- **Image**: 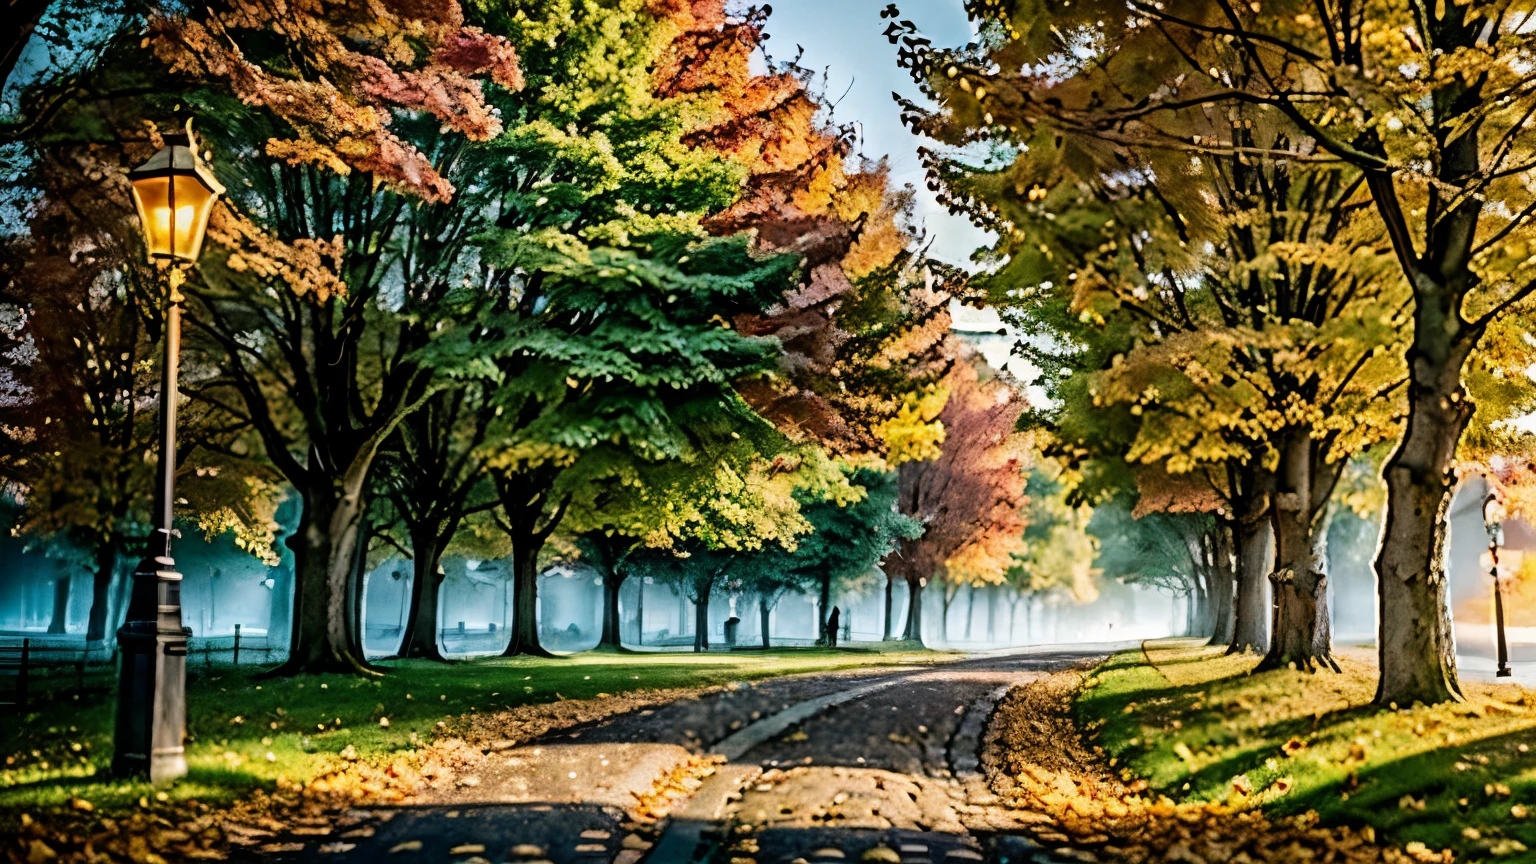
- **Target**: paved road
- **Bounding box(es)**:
[699,648,1111,864]
[243,644,1127,864]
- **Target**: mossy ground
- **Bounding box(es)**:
[1079,638,1536,860]
[1,645,943,819]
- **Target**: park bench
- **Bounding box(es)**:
[0,638,30,712]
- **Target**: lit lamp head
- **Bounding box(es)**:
[128,120,226,263]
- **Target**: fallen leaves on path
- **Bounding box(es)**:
[631,754,724,822]
[982,673,1454,863]
[3,685,706,864]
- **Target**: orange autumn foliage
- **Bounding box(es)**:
[148,0,523,204]
[651,0,954,460]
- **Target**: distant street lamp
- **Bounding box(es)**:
[113,121,225,784]
[1484,492,1514,679]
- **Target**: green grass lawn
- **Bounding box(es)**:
[1,645,942,820]
[1079,640,1536,859]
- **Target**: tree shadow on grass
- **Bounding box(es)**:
[1105,664,1536,861]
[0,764,276,812]
[1278,722,1536,856]
[1141,651,1241,670]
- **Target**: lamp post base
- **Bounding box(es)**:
[112,550,189,785]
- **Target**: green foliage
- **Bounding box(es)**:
[427,231,801,549]
[1089,498,1210,596]
[742,467,923,602]
[625,466,917,631]
[1007,465,1098,603]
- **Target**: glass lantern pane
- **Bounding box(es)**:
[177,175,218,261]
[131,174,217,261]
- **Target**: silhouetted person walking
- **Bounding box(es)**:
[825,606,840,648]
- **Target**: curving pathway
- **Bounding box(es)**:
[243,644,1130,864]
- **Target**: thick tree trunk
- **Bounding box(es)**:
[760,592,774,648]
[502,543,552,657]
[599,570,625,649]
[86,543,119,643]
[346,515,371,661]
[1374,336,1473,704]
[273,465,378,676]
[397,542,447,661]
[1230,492,1272,655]
[901,576,924,643]
[987,585,997,642]
[693,581,712,653]
[635,578,645,644]
[817,572,832,644]
[964,585,976,640]
[883,575,895,640]
[1262,432,1336,672]
[1264,497,1330,669]
[47,574,70,634]
[1192,574,1210,638]
[1208,521,1237,647]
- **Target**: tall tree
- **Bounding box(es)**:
[563,412,838,651]
[882,354,1029,644]
[0,145,163,647]
[656,2,957,462]
[369,383,497,661]
[621,447,852,653]
[1091,500,1220,635]
[436,236,798,657]
[1130,469,1241,648]
[138,0,524,674]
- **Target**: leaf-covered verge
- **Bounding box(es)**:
[1075,639,1536,860]
[1,648,942,862]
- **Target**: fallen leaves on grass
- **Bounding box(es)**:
[2,686,702,864]
[982,673,1453,864]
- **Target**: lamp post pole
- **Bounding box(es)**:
[113,123,224,784]
[112,267,190,783]
[1485,492,1514,679]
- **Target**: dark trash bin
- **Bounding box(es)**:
[723,616,741,646]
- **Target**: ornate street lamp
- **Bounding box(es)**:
[113,121,225,784]
[1483,491,1514,679]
